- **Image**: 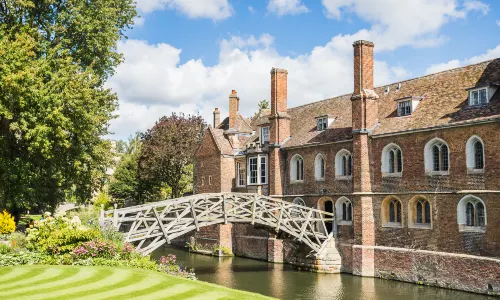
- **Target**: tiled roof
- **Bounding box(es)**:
[217,114,253,133]
[209,127,233,155]
[283,58,500,147]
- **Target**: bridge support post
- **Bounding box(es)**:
[267,234,283,263]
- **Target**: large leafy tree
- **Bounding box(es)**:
[0,0,136,215]
[139,114,206,199]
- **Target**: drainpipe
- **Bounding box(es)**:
[282,148,287,198]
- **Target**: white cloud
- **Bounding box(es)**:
[321,0,488,50]
[425,45,500,74]
[248,6,256,14]
[267,0,309,16]
[496,20,500,26]
[135,0,232,21]
[106,34,409,139]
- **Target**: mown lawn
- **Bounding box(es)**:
[0,265,276,300]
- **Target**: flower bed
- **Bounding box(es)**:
[0,210,195,280]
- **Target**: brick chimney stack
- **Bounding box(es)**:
[353,40,374,94]
[268,67,291,196]
[213,108,220,128]
[229,90,239,129]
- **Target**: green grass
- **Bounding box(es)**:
[0,265,276,300]
[18,214,42,226]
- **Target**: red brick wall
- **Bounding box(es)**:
[195,130,221,193]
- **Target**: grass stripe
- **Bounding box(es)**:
[0,266,43,283]
[184,291,229,300]
[0,266,77,293]
[4,267,95,297]
[0,267,59,288]
[24,267,115,300]
[42,268,138,299]
[126,283,195,300]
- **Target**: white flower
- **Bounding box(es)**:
[44,212,52,217]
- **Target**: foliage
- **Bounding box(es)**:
[93,191,113,210]
[0,243,11,254]
[26,212,100,254]
[258,99,270,111]
[109,153,139,205]
[139,113,206,199]
[72,240,117,259]
[0,0,137,214]
[0,210,15,234]
[8,232,27,250]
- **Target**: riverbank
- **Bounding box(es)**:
[0,265,276,300]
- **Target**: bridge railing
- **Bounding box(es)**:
[100,193,335,255]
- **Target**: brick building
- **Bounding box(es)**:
[194,40,500,294]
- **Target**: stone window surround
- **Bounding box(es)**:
[290,154,304,183]
[335,196,353,226]
[381,143,403,178]
[314,153,325,181]
[424,137,450,176]
[381,196,403,228]
[407,196,432,230]
[465,135,485,174]
[335,149,352,180]
[457,195,487,233]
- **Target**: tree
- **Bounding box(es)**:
[0,1,136,215]
[258,99,270,111]
[139,114,206,199]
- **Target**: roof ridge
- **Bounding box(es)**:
[287,58,498,112]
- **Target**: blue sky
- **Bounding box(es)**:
[106,0,500,140]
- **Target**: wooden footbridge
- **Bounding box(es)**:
[99,193,335,256]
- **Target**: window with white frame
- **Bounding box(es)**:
[466,136,484,172]
[424,138,449,175]
[381,144,402,176]
[261,126,270,144]
[291,197,306,218]
[457,195,486,231]
[314,154,325,181]
[290,155,304,182]
[335,197,353,224]
[469,88,488,106]
[247,155,267,185]
[397,100,412,116]
[317,117,328,131]
[335,149,352,178]
[236,162,245,187]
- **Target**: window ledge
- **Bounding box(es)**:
[315,178,325,182]
[382,222,402,228]
[426,171,449,176]
[338,220,353,226]
[467,168,484,175]
[290,180,304,184]
[459,226,485,233]
[408,224,432,230]
[335,175,352,181]
[382,172,402,178]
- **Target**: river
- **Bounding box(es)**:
[153,245,494,300]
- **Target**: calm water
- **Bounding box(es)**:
[153,245,493,300]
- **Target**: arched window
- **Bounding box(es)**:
[291,197,306,218]
[314,154,325,181]
[466,136,484,172]
[381,143,403,176]
[424,138,450,175]
[335,197,353,225]
[381,197,402,227]
[457,195,487,231]
[335,149,352,178]
[408,196,431,228]
[290,155,304,182]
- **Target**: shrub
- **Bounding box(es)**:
[0,243,11,254]
[9,232,27,250]
[72,240,117,259]
[33,227,102,254]
[0,210,15,234]
[93,192,112,210]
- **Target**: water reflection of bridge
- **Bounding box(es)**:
[100,193,335,255]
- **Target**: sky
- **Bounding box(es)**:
[105,0,500,140]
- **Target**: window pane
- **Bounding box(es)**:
[466,202,474,226]
[249,158,258,184]
[476,202,485,226]
[320,158,325,178]
[347,203,352,221]
[397,149,402,172]
[348,155,352,176]
[342,203,347,221]
[300,159,304,180]
[474,141,484,169]
[389,201,395,222]
[424,201,431,224]
[432,145,440,171]
[416,202,423,224]
[471,91,479,105]
[342,156,347,176]
[260,156,266,184]
[441,145,449,171]
[479,89,487,104]
[396,201,402,223]
[389,150,395,173]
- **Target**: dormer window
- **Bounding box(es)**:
[469,88,488,106]
[260,126,270,143]
[395,96,423,117]
[317,117,328,131]
[398,100,412,116]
